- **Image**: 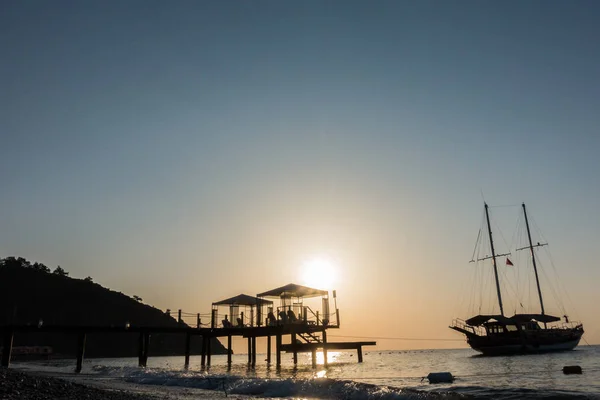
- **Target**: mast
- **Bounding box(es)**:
[484,203,504,316]
[522,203,545,316]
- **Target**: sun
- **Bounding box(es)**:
[300,256,338,289]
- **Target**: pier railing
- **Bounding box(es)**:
[450,319,485,336]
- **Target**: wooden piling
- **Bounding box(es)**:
[75,332,86,373]
[247,337,251,364]
[1,329,14,368]
[206,336,212,367]
[266,335,271,364]
[139,332,150,367]
[138,332,145,367]
[184,333,191,369]
[251,336,256,366]
[275,333,282,368]
[322,330,328,367]
[200,336,206,367]
[311,349,317,368]
[291,332,298,365]
[357,346,363,363]
[227,335,232,365]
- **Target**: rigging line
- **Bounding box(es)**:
[542,245,576,317]
[328,335,463,342]
[582,336,591,346]
[470,229,481,262]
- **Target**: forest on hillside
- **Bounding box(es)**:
[0,257,227,357]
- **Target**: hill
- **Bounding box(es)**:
[0,257,227,357]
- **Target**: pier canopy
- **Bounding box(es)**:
[213,294,273,307]
[257,283,328,299]
[257,283,334,326]
[212,294,273,328]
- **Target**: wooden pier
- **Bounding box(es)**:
[0,323,375,372]
[0,284,376,372]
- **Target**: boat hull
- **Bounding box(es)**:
[466,328,584,356]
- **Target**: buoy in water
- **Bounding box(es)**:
[426,372,454,384]
[563,365,582,375]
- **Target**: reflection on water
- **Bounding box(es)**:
[14,346,600,396]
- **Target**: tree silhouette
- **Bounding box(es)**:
[32,262,50,273]
[84,276,93,282]
[53,266,69,276]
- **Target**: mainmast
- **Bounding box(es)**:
[522,203,545,316]
[484,203,504,316]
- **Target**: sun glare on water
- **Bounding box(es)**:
[300,256,338,289]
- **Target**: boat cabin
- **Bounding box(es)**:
[468,313,560,336]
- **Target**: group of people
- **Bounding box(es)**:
[266,309,298,326]
[221,308,303,328]
[221,315,244,328]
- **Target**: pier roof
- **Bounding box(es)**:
[257,283,328,299]
[212,294,273,306]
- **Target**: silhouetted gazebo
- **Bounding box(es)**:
[212,294,273,328]
[257,283,334,326]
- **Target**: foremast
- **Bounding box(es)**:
[484,203,504,316]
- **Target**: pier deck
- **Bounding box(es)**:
[0,323,375,371]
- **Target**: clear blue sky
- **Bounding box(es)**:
[2,1,599,348]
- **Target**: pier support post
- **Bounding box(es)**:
[184,333,191,369]
[291,333,298,365]
[138,332,145,367]
[275,334,282,368]
[251,336,256,366]
[227,335,232,366]
[311,349,317,368]
[144,333,150,367]
[247,337,252,364]
[1,329,14,368]
[138,332,150,367]
[206,336,212,367]
[266,336,271,365]
[322,330,328,367]
[200,336,206,367]
[357,346,363,363]
[75,332,86,373]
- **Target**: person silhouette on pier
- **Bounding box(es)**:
[278,310,288,324]
[222,315,232,328]
[287,309,298,323]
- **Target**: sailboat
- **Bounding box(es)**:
[450,203,584,355]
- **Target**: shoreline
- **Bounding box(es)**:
[3,368,246,400]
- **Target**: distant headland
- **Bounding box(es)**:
[0,257,227,358]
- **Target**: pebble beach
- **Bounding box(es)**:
[0,368,246,400]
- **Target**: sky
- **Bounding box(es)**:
[1,1,600,352]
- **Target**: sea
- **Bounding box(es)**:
[14,345,600,399]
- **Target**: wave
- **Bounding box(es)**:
[91,365,466,399]
[90,365,600,400]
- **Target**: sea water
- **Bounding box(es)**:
[14,345,600,399]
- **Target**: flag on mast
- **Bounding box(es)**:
[506,258,514,266]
